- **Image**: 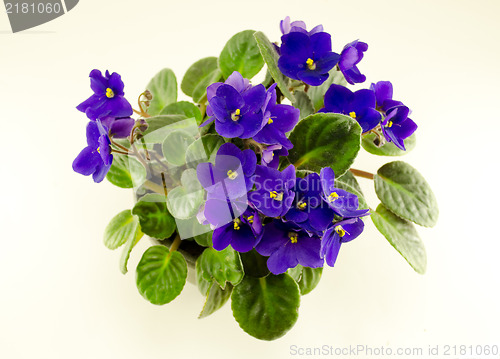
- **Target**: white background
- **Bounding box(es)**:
[1,0,499,358]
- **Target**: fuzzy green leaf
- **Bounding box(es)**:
[219,30,264,79]
[146,69,177,116]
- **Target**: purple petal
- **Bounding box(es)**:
[323,84,353,113]
[89,69,107,95]
[310,32,332,57]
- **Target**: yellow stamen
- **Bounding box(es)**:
[288,232,298,244]
[231,108,241,121]
[247,215,254,224]
[306,58,316,70]
[349,111,357,119]
[335,225,346,237]
[233,219,241,230]
[267,118,273,125]
[269,191,284,201]
[298,201,307,210]
[227,170,238,180]
[96,147,101,154]
[328,192,339,202]
[386,120,393,128]
[105,88,114,98]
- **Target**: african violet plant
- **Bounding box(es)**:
[72,17,438,340]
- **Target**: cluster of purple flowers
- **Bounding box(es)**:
[73,70,135,182]
[197,143,369,274]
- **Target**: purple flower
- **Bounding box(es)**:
[381,106,418,150]
[253,84,300,149]
[212,207,263,253]
[320,84,381,132]
[371,81,394,110]
[201,72,266,139]
[72,120,113,183]
[197,143,257,200]
[255,220,323,274]
[338,40,368,85]
[280,16,324,36]
[261,145,288,169]
[285,173,334,234]
[249,164,296,217]
[320,167,370,218]
[100,116,135,139]
[278,31,340,86]
[321,217,364,267]
[77,70,133,121]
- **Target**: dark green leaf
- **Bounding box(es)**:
[292,91,315,120]
[196,247,244,290]
[231,274,300,340]
[146,69,177,116]
[288,113,362,177]
[239,249,270,278]
[159,101,202,125]
[132,194,176,239]
[161,130,196,166]
[253,31,295,102]
[193,231,213,247]
[297,267,323,295]
[371,204,427,274]
[374,161,438,227]
[336,170,363,194]
[106,154,147,189]
[219,30,264,79]
[136,246,187,305]
[185,134,225,168]
[199,282,233,319]
[181,57,219,99]
[308,68,347,111]
[335,173,368,210]
[362,132,416,156]
[103,210,141,250]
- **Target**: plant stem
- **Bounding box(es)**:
[143,180,165,195]
[169,234,182,253]
[350,168,375,180]
[110,138,130,153]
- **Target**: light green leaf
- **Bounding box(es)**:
[199,282,232,319]
[162,130,196,166]
[335,173,368,211]
[362,132,416,156]
[219,30,264,79]
[308,68,347,111]
[292,90,315,120]
[146,69,177,116]
[288,113,362,177]
[136,246,187,305]
[106,154,146,189]
[159,101,202,125]
[103,210,141,250]
[181,57,219,98]
[374,161,438,227]
[371,204,427,274]
[254,31,295,102]
[119,225,143,274]
[231,274,300,341]
[196,247,244,290]
[336,170,363,194]
[166,170,204,220]
[132,194,176,239]
[297,267,323,295]
[185,134,225,168]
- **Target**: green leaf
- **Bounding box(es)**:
[161,130,196,166]
[196,247,244,290]
[374,161,438,227]
[308,68,347,111]
[193,69,223,103]
[362,132,416,156]
[132,194,177,239]
[231,274,300,340]
[193,231,213,247]
[106,154,147,189]
[199,282,233,319]
[292,91,315,120]
[181,57,219,98]
[159,101,202,125]
[239,249,270,278]
[103,210,141,250]
[219,30,264,80]
[141,114,193,144]
[253,31,295,102]
[166,169,204,220]
[335,172,368,211]
[146,69,177,116]
[136,246,187,305]
[288,113,362,177]
[297,267,323,295]
[185,134,225,168]
[371,204,427,274]
[119,225,143,275]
